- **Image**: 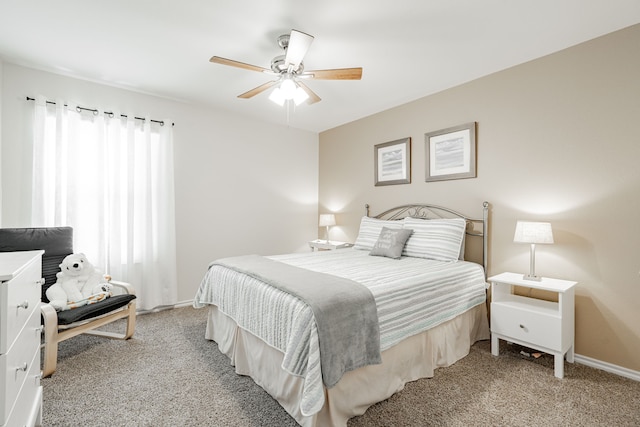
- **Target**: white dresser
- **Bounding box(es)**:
[1,251,44,427]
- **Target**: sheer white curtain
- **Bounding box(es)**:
[31,96,178,311]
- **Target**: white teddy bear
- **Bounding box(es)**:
[46,253,113,311]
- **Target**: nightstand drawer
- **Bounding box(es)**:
[491,302,561,351]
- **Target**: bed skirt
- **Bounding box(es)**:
[205,303,490,427]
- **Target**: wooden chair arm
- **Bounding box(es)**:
[41,302,59,329]
[108,280,136,296]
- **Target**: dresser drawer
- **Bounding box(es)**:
[0,257,42,354]
[491,302,562,351]
[3,346,42,427]
[0,306,41,426]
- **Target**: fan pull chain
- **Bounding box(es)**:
[286,100,291,125]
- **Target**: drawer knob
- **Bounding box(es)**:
[17,300,29,309]
[16,362,28,372]
[519,324,525,329]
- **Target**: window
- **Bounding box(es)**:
[31,97,177,310]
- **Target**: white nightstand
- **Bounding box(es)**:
[308,240,352,251]
[489,272,576,378]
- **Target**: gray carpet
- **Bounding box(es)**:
[42,306,640,426]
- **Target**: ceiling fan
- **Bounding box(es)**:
[210,29,363,106]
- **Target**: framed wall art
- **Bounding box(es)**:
[425,122,477,182]
[374,137,411,186]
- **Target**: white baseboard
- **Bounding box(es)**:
[136,299,193,315]
[173,300,194,309]
[575,353,640,382]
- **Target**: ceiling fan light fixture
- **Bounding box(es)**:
[268,87,285,106]
[293,86,309,105]
[280,78,297,100]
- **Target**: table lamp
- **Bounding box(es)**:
[513,220,554,281]
[318,214,336,243]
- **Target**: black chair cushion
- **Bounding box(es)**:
[56,294,136,325]
[0,227,73,302]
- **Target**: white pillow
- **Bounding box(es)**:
[402,217,466,261]
[353,216,404,251]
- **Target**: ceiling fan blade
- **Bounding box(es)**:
[297,81,321,104]
[210,56,271,73]
[238,80,279,99]
[285,30,314,69]
[305,68,363,80]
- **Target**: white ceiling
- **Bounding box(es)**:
[1,1,639,133]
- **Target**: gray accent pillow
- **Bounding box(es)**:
[369,227,414,259]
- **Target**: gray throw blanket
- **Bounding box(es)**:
[213,254,381,387]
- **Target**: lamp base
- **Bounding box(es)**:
[523,274,542,281]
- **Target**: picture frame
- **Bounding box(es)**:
[374,137,411,186]
[425,122,477,182]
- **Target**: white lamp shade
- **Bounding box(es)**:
[280,78,297,99]
[293,86,309,105]
[318,214,336,227]
[268,87,285,106]
[270,79,308,106]
[513,221,554,244]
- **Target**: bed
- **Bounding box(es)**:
[193,202,491,426]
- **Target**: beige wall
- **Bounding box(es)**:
[319,25,640,372]
[0,63,319,304]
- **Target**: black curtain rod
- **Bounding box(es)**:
[26,97,174,127]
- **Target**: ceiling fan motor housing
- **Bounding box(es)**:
[271,55,304,74]
[277,34,290,49]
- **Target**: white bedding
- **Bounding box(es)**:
[193,248,487,417]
